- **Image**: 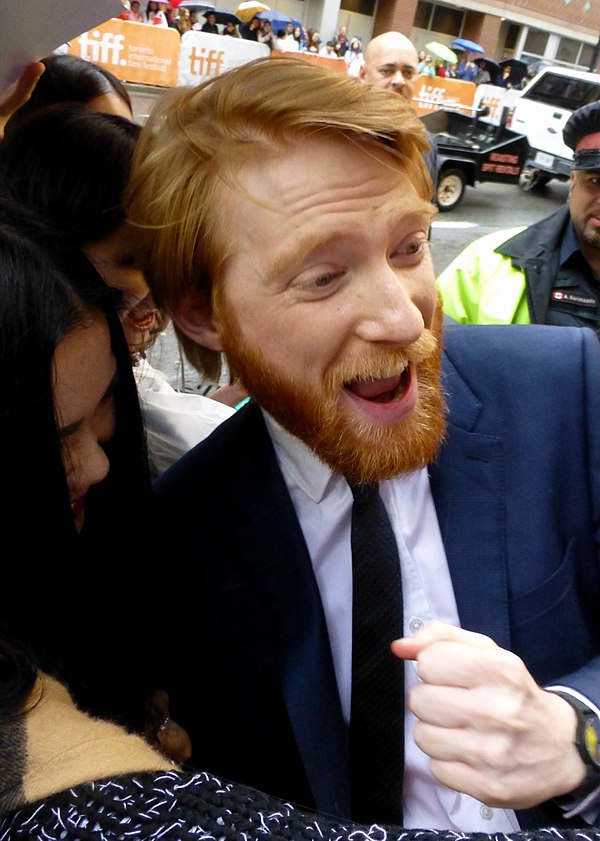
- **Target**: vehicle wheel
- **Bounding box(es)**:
[436,168,466,212]
[519,168,551,191]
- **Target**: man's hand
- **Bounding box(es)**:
[0,62,45,140]
[392,621,587,808]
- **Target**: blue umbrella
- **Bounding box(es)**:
[257,10,301,28]
[257,11,302,36]
[256,9,292,22]
[451,37,484,54]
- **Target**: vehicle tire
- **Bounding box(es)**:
[519,168,551,191]
[436,168,466,212]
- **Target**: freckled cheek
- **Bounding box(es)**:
[265,309,334,381]
[418,289,437,329]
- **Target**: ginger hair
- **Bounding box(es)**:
[125,56,432,380]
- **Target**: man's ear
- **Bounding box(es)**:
[170,292,224,352]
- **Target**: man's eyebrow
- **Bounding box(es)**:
[266,197,435,280]
[379,62,416,71]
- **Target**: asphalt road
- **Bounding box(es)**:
[430,178,569,273]
[146,177,571,393]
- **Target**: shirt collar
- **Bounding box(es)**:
[261,409,427,503]
[560,219,585,267]
[262,410,342,504]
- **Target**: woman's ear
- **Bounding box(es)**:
[170,292,224,352]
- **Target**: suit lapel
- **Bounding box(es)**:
[429,348,511,650]
[228,405,350,816]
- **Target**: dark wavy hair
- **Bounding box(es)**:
[0,103,140,246]
[3,53,132,137]
[0,203,153,729]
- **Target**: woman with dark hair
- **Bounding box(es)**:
[0,103,236,476]
[3,53,133,136]
[292,24,305,50]
[0,200,157,725]
[145,0,159,22]
[0,105,148,352]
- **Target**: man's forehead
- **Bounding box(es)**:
[216,137,431,240]
[372,45,417,70]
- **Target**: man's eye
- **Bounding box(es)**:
[314,272,336,287]
[405,239,425,254]
[403,68,416,79]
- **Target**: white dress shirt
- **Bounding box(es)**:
[264,411,520,833]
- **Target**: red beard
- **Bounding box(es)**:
[217,301,447,484]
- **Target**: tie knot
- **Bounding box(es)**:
[347,481,379,502]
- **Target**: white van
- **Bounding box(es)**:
[507,65,600,188]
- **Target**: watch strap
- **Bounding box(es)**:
[546,690,600,808]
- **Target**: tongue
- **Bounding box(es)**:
[347,374,402,401]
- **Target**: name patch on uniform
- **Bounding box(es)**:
[551,290,597,307]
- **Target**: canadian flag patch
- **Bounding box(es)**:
[551,290,596,307]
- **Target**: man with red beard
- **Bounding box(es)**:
[127,59,600,833]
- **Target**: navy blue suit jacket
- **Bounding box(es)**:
[155,324,600,826]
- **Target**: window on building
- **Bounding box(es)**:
[414,1,463,36]
[581,42,595,69]
[556,37,581,65]
[414,1,433,30]
[523,28,548,57]
[430,4,462,36]
[504,23,519,51]
[340,0,375,14]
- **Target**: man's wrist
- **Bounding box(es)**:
[546,690,600,808]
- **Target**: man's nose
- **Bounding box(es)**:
[390,70,406,89]
[354,268,426,346]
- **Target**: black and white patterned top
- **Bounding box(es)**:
[1,770,599,841]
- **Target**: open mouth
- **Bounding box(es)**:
[129,310,158,332]
[344,366,410,403]
[70,495,86,520]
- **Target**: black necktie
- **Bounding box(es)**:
[348,481,404,825]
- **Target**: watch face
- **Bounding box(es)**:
[584,715,600,769]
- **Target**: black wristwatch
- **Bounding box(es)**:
[549,691,600,806]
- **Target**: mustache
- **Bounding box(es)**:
[325,328,439,392]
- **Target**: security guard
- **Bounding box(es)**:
[438,99,600,334]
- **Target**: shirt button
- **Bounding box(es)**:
[480,806,494,820]
[409,618,424,633]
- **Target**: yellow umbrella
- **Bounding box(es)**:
[234,0,270,21]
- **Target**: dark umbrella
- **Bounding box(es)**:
[499,58,528,85]
[474,57,501,83]
[451,37,485,54]
[203,7,241,24]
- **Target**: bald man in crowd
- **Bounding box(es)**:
[360,31,438,190]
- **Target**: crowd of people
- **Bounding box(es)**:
[416,49,529,87]
[2,12,600,841]
[120,3,364,60]
[122,1,529,88]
